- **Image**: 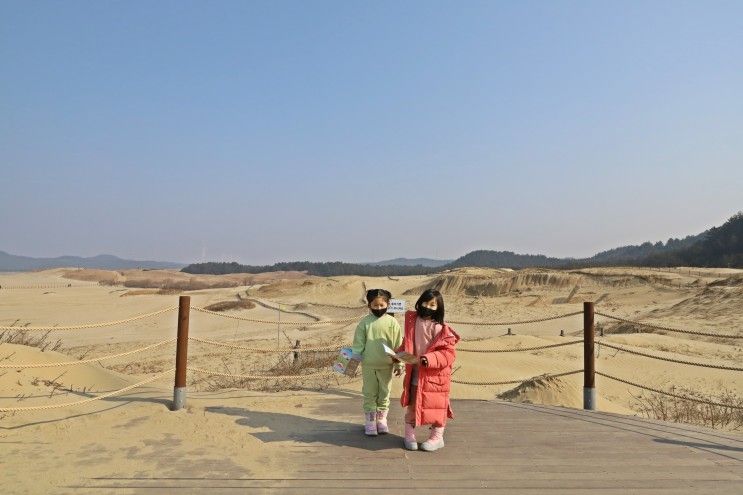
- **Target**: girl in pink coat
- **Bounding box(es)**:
[395,289,459,451]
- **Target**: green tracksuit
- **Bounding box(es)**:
[351,313,403,412]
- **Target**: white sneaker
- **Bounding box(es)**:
[364,412,378,436]
[420,426,444,451]
[403,423,418,450]
[376,410,389,435]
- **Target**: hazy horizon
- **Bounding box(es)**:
[2,1,742,265]
[0,210,727,266]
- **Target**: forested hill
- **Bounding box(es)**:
[181,261,440,277]
[181,213,743,275]
[641,212,742,268]
[446,250,563,269]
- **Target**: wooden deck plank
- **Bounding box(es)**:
[71,399,741,494]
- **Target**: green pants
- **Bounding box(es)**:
[362,365,393,412]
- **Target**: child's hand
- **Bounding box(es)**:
[400,354,419,365]
[394,351,418,365]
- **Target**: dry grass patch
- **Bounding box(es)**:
[632,388,743,430]
[203,300,256,312]
[0,328,63,352]
[120,288,182,297]
[191,335,345,392]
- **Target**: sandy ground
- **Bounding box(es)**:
[1,267,742,492]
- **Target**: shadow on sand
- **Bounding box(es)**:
[205,405,403,451]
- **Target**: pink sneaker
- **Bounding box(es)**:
[420,426,445,451]
[364,412,378,436]
[376,410,389,434]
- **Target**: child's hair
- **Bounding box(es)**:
[415,289,445,324]
[366,288,392,304]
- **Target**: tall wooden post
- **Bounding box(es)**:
[583,301,596,410]
[172,295,190,411]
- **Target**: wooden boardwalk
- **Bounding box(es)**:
[71,397,742,494]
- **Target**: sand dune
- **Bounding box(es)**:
[2,266,740,407]
[496,375,586,410]
[0,343,133,408]
[61,267,309,290]
[1,267,741,491]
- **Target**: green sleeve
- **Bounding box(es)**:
[391,318,403,350]
[351,320,366,357]
[392,319,404,372]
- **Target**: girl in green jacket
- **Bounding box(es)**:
[351,288,403,436]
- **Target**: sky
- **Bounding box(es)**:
[1,1,742,265]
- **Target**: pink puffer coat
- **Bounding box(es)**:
[399,310,460,426]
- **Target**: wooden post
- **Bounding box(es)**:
[277,304,281,348]
[293,339,301,364]
[583,301,596,410]
[172,295,190,411]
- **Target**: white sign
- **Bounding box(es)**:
[388,299,406,313]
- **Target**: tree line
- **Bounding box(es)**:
[182,212,743,276]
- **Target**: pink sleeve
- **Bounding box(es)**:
[422,339,456,369]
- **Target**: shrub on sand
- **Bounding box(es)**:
[631,388,743,430]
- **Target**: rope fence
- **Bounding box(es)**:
[596,340,743,371]
[1,297,741,420]
[0,369,174,412]
[189,367,331,380]
[595,311,743,339]
[0,284,97,290]
[458,340,584,353]
[595,371,743,410]
[188,336,339,353]
[448,311,582,326]
[452,369,583,386]
[190,306,361,326]
[0,339,176,369]
[0,306,177,331]
[449,302,741,418]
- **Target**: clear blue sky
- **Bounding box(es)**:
[2,1,742,264]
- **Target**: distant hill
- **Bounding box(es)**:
[587,234,704,265]
[642,212,743,268]
[182,261,438,277]
[440,214,740,269]
[447,250,564,269]
[365,258,453,268]
[447,234,708,269]
[0,251,185,272]
[179,211,743,276]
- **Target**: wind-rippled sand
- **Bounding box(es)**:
[1,267,741,492]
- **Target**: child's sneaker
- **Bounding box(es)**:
[364,412,378,436]
[403,423,418,450]
[376,410,389,434]
[420,426,445,451]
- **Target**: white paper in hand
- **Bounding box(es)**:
[382,343,417,364]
